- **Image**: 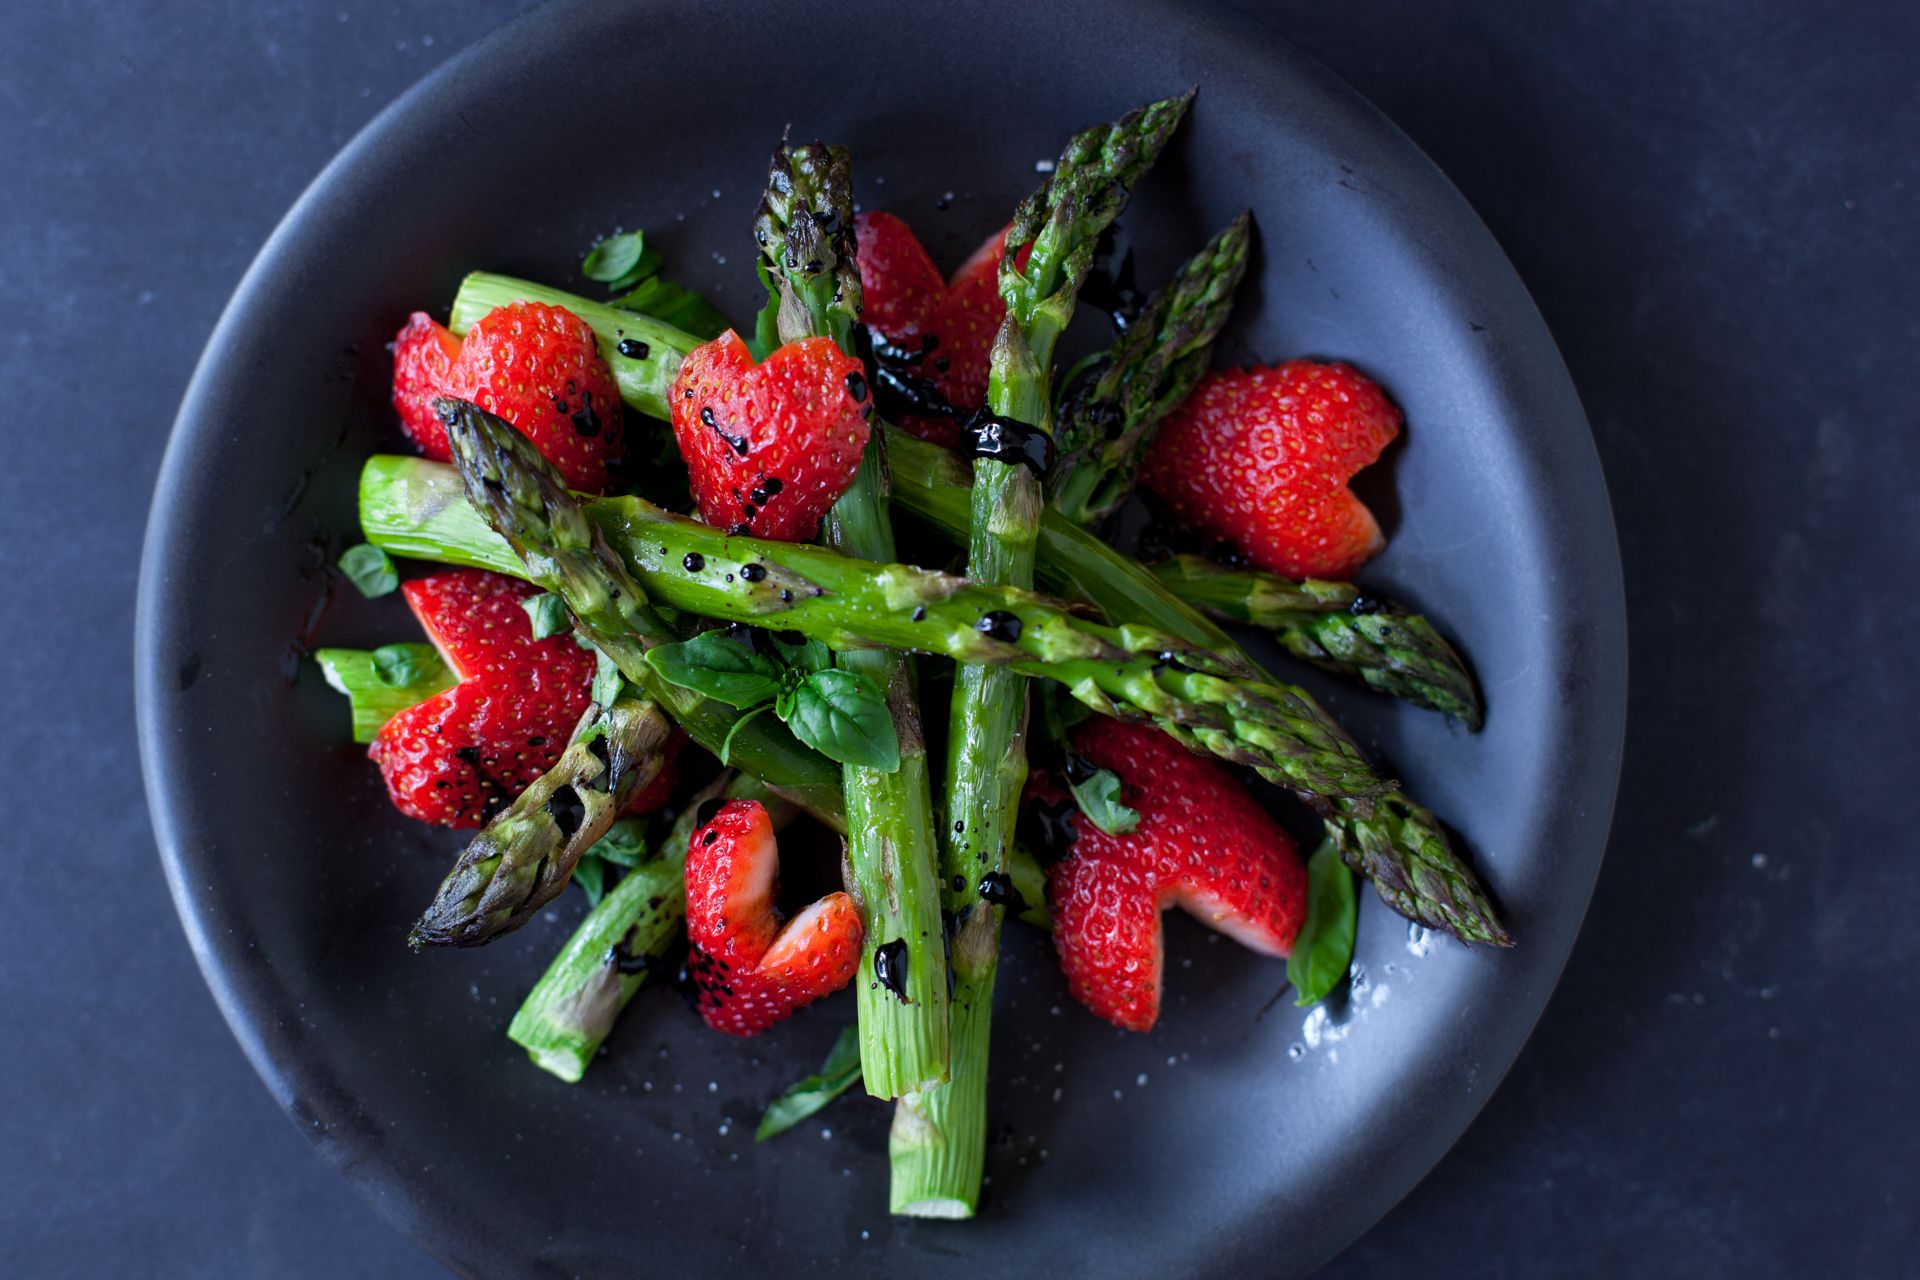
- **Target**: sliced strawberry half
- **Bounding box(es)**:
[684,799,863,1036]
[369,667,589,829]
[388,301,626,493]
[669,332,872,542]
[1042,719,1307,1032]
[1139,360,1401,580]
[401,568,593,684]
[853,211,1009,446]
[391,312,464,460]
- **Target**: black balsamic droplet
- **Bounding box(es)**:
[965,411,1054,475]
[976,611,1023,643]
[617,337,651,360]
[976,872,1012,905]
[683,552,705,572]
[911,606,926,622]
[759,476,782,496]
[874,939,911,1001]
[739,563,767,583]
[1349,595,1385,616]
[700,407,716,426]
[951,875,966,893]
[845,371,868,402]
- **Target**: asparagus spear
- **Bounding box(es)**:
[431,399,844,826]
[418,275,1507,943]
[312,644,453,743]
[892,93,1194,1219]
[759,142,950,1099]
[361,452,1387,801]
[508,771,788,1081]
[409,691,673,948]
[1150,555,1482,727]
[881,428,1512,946]
[1048,212,1251,525]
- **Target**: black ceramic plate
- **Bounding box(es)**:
[136,0,1625,1274]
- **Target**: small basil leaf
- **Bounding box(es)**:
[370,643,426,687]
[521,592,571,641]
[337,543,398,598]
[613,274,731,341]
[572,854,608,907]
[747,260,782,362]
[590,646,626,708]
[645,631,783,708]
[718,702,775,765]
[756,1023,863,1141]
[1288,839,1358,1007]
[582,230,644,283]
[1066,766,1139,836]
[784,669,900,773]
[769,633,831,674]
[587,816,653,868]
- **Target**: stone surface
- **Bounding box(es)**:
[1,1,1912,1275]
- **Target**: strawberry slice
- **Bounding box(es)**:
[684,800,863,1036]
[669,332,872,542]
[1139,360,1402,580]
[370,568,596,828]
[1042,719,1308,1032]
[391,312,463,461]
[400,568,593,684]
[623,727,684,815]
[369,667,588,829]
[854,212,1008,446]
[388,301,626,493]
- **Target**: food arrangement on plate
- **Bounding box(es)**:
[313,90,1509,1219]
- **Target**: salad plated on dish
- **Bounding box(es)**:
[313,90,1508,1220]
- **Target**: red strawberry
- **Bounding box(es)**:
[669,332,872,541]
[401,568,593,684]
[387,301,625,493]
[369,668,588,828]
[853,212,1008,446]
[391,312,463,460]
[683,800,863,1036]
[1042,719,1308,1032]
[370,568,596,828]
[623,728,684,815]
[1140,361,1402,580]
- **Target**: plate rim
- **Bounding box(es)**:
[135,0,1628,1273]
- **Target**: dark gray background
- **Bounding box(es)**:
[4,0,1914,1275]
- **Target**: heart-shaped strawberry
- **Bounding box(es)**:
[669,331,873,541]
[854,212,1009,447]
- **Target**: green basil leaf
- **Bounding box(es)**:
[588,816,653,868]
[747,259,782,362]
[582,230,644,283]
[613,274,732,341]
[1066,765,1139,835]
[314,644,454,744]
[590,646,626,708]
[1288,839,1358,1007]
[756,1023,863,1142]
[718,702,775,766]
[370,643,425,688]
[769,632,831,674]
[645,630,782,708]
[521,592,570,641]
[337,543,398,598]
[572,854,608,907]
[784,669,900,772]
